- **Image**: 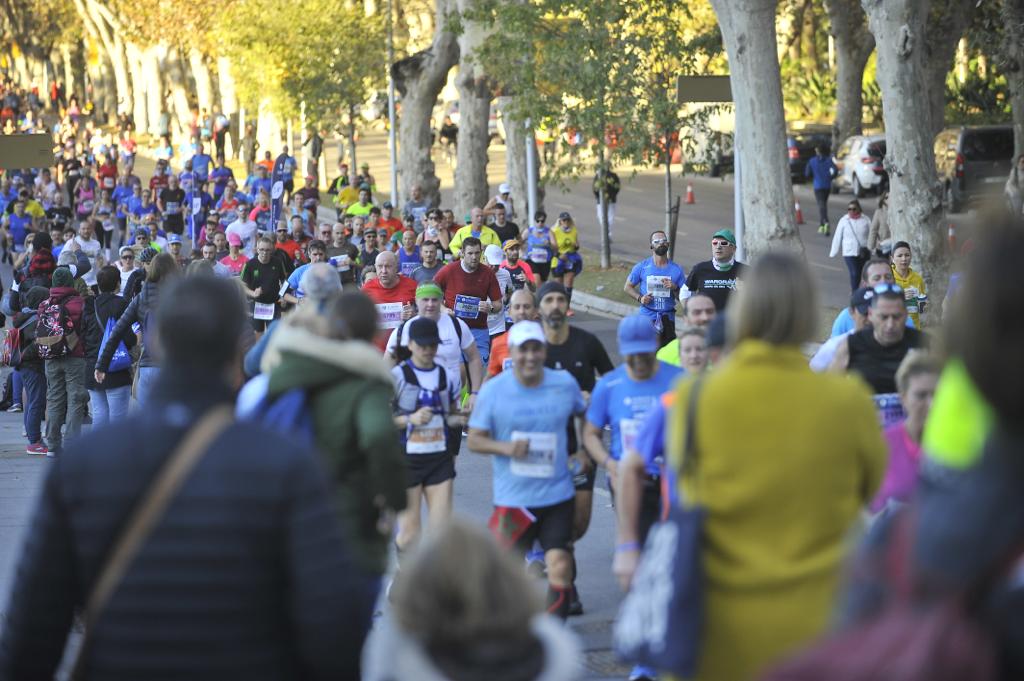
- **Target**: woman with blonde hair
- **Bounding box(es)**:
[661,252,886,681]
[363,519,581,681]
[675,324,710,375]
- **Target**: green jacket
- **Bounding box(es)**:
[265,323,406,575]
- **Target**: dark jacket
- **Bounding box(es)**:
[841,426,1024,679]
[264,323,407,575]
[82,293,136,390]
[12,250,90,311]
[122,268,145,301]
[13,287,50,371]
[38,286,85,359]
[0,370,377,681]
[97,279,162,371]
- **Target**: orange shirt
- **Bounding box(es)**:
[487,332,512,376]
[379,217,404,239]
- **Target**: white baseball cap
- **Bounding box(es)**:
[499,182,511,194]
[484,244,504,265]
[507,320,546,348]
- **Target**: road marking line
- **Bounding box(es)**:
[809,261,843,273]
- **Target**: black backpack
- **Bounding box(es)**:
[392,313,463,363]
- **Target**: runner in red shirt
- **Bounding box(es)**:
[378,201,404,238]
[362,251,418,350]
[433,236,503,364]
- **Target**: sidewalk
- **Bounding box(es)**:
[0,390,49,620]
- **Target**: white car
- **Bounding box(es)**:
[833,134,888,197]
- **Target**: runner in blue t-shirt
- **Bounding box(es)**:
[468,320,586,620]
[625,230,685,349]
[191,145,213,183]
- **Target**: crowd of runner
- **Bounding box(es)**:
[0,85,1021,681]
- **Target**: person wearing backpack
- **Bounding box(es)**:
[391,317,466,556]
[83,265,135,426]
[261,290,407,582]
[14,286,50,455]
[37,267,86,457]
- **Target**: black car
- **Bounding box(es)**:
[788,127,832,182]
[934,125,1015,213]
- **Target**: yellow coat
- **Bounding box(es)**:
[667,340,886,681]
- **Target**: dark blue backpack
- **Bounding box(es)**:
[254,387,317,448]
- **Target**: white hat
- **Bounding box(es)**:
[507,320,545,348]
[499,182,511,194]
[484,244,504,265]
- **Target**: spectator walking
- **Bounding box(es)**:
[805,145,837,235]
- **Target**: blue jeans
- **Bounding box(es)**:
[11,369,22,407]
[134,366,161,408]
[844,255,862,292]
[21,366,46,444]
[470,327,491,366]
[89,385,131,427]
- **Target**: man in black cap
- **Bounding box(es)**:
[536,280,613,615]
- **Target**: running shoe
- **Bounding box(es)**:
[26,443,48,456]
[7,403,23,413]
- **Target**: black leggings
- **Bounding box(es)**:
[96,221,113,250]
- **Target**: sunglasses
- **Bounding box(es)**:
[711,240,731,247]
[121,254,134,259]
[873,283,904,295]
[651,239,668,246]
[848,206,860,211]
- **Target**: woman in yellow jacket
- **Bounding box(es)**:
[550,211,582,314]
[666,252,886,681]
[890,240,927,328]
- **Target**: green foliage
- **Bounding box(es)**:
[215,0,386,128]
[780,60,836,122]
[468,0,724,186]
[945,72,1011,124]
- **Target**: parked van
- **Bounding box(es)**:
[934,125,1014,213]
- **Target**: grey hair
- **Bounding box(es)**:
[299,262,342,302]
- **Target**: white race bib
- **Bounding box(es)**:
[528,247,548,263]
[454,294,481,319]
[619,418,641,455]
[333,254,351,272]
[376,302,404,329]
[509,431,557,478]
[192,197,202,215]
[646,275,672,298]
[253,302,275,320]
[407,413,447,454]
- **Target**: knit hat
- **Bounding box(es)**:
[537,281,568,303]
[51,267,73,288]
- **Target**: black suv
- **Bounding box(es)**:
[787,126,832,181]
[934,125,1014,213]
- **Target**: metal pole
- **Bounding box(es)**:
[387,0,399,206]
[525,118,537,226]
[734,135,745,262]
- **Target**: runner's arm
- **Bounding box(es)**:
[830,336,851,372]
[463,340,484,399]
[612,451,647,590]
[467,428,528,458]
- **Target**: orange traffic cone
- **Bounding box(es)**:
[948,223,956,252]
[685,182,695,204]
[795,201,805,224]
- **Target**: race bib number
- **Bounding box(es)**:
[165,201,179,214]
[102,177,114,189]
[873,393,905,428]
[528,248,548,263]
[407,414,446,454]
[619,418,641,455]
[502,357,514,372]
[400,261,418,277]
[80,199,95,212]
[454,294,481,319]
[376,302,404,329]
[253,302,275,320]
[332,254,351,272]
[509,431,557,478]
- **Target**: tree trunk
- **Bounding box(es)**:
[80,0,132,116]
[923,0,977,137]
[217,56,238,115]
[863,0,947,302]
[825,0,875,150]
[125,42,148,137]
[60,43,77,103]
[500,97,544,222]
[189,49,214,115]
[709,0,802,258]
[162,46,194,141]
[348,106,358,173]
[142,45,164,136]
[453,0,492,217]
[392,0,459,209]
[1001,0,1024,157]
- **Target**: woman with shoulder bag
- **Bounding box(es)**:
[83,265,136,425]
[830,199,872,292]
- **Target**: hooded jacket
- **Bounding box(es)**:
[13,286,50,370]
[97,278,163,371]
[362,614,581,681]
[82,292,136,390]
[264,323,407,575]
[38,286,85,359]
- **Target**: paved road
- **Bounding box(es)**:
[0,311,632,679]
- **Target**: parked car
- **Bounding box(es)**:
[787,125,832,181]
[833,134,887,197]
[934,124,1015,213]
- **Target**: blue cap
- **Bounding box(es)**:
[168,233,182,244]
[134,227,149,239]
[617,314,659,356]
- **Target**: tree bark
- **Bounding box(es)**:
[392,0,459,209]
[124,42,148,137]
[825,0,875,150]
[923,0,976,137]
[79,0,131,116]
[1001,0,1024,157]
[161,46,194,141]
[217,56,238,115]
[453,0,493,217]
[141,45,164,136]
[708,0,803,258]
[500,96,544,221]
[189,49,214,115]
[863,0,947,301]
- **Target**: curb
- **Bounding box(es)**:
[571,291,637,318]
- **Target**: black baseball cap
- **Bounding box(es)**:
[408,317,441,346]
[851,287,874,315]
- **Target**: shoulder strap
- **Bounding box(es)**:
[70,406,234,679]
[400,360,419,388]
[448,313,463,342]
